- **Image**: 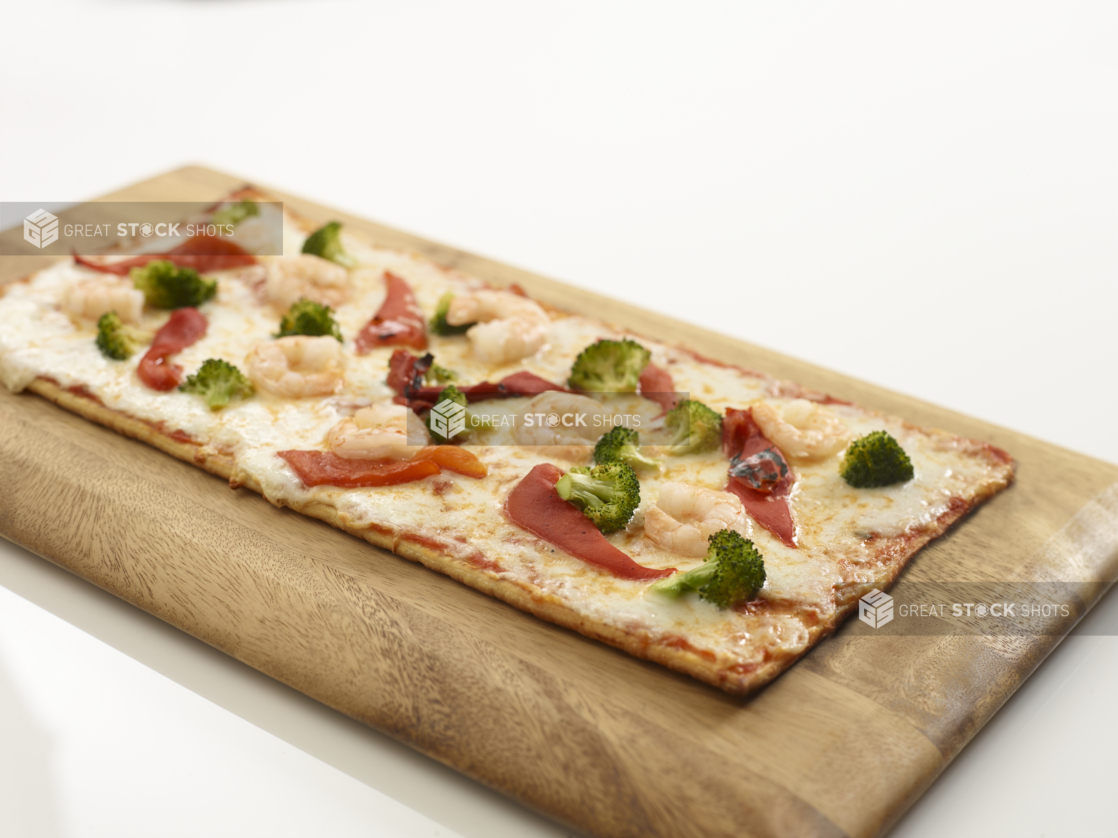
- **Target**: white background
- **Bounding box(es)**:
[2,2,1116,836]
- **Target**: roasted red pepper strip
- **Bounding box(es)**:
[73,234,256,275]
[278,444,488,488]
[408,370,568,404]
[487,370,568,398]
[638,362,680,414]
[137,307,208,391]
[354,272,428,354]
[722,408,797,547]
[506,464,674,580]
[386,349,426,397]
[722,407,765,460]
[278,451,441,488]
[387,350,567,408]
[412,445,488,479]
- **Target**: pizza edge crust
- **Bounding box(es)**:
[23,375,1013,696]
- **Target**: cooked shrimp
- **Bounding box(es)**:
[446,290,550,364]
[752,398,851,462]
[644,482,751,558]
[245,336,345,398]
[264,254,350,311]
[514,391,606,448]
[230,213,282,255]
[61,279,145,324]
[327,402,428,460]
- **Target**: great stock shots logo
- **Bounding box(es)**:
[858,589,894,629]
[2,201,286,257]
[429,398,467,440]
[23,209,59,249]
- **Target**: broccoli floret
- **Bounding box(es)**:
[301,221,356,268]
[437,383,469,408]
[593,426,662,471]
[567,338,651,392]
[427,384,493,443]
[95,312,151,361]
[555,461,641,533]
[211,199,259,227]
[840,430,914,488]
[276,298,343,341]
[131,260,217,309]
[665,399,723,455]
[424,360,459,385]
[428,384,468,443]
[179,358,254,409]
[651,529,766,608]
[429,292,473,336]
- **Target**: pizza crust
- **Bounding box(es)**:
[28,378,242,484]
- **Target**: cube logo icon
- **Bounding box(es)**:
[24,209,59,249]
[858,589,894,629]
[430,398,466,440]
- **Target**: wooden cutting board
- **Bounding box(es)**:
[2,166,1116,838]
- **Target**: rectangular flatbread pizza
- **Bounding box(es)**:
[0,188,1015,694]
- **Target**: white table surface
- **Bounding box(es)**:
[2,2,1116,836]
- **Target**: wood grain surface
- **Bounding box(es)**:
[2,166,1117,838]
